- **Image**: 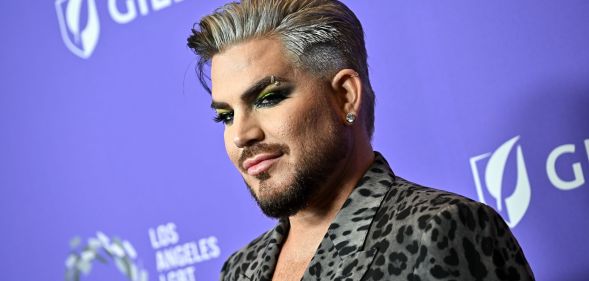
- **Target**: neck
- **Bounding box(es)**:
[287,140,374,237]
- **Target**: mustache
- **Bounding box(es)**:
[238,143,290,170]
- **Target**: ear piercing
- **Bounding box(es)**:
[270,75,280,86]
[345,112,356,124]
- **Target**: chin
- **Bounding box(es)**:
[244,172,310,218]
[257,173,291,197]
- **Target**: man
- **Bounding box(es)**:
[187,0,535,280]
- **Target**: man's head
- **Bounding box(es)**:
[187,0,374,218]
[188,0,374,136]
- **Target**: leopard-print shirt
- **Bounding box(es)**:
[220,152,535,281]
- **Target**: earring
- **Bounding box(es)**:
[345,112,356,124]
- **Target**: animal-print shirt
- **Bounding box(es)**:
[220,152,535,281]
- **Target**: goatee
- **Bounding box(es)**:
[242,126,348,218]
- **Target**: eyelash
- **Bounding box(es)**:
[213,89,290,125]
[254,90,289,108]
[213,111,234,124]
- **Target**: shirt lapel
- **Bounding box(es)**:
[243,219,289,281]
[302,153,396,280]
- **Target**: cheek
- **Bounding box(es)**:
[275,114,295,139]
[275,105,331,147]
[301,102,332,132]
[265,111,305,144]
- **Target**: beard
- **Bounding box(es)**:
[241,118,348,218]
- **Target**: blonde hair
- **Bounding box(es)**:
[187,0,375,137]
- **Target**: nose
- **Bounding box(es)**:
[232,113,264,148]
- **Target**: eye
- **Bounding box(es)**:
[254,90,289,108]
[213,111,234,125]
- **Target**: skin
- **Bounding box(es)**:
[210,37,375,281]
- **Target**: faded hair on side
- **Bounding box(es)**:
[187,0,375,137]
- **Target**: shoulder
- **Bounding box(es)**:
[368,176,487,253]
[373,176,516,251]
[366,177,535,280]
[376,176,484,224]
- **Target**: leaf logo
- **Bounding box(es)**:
[55,0,101,59]
[470,136,532,227]
[65,232,148,281]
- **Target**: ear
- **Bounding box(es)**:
[331,69,363,123]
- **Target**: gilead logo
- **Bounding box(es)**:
[470,136,589,228]
[55,0,101,59]
[470,136,531,228]
[56,0,184,59]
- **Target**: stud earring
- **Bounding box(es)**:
[345,112,356,124]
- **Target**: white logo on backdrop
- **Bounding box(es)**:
[55,0,101,59]
[470,136,588,228]
[56,0,185,59]
[65,232,148,281]
[470,136,532,228]
[149,222,221,281]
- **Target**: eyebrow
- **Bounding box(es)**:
[210,76,287,110]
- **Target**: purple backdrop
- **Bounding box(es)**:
[1,0,588,280]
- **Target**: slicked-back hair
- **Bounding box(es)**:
[187,0,375,138]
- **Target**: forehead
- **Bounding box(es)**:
[210,38,296,101]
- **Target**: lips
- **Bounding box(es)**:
[242,152,282,176]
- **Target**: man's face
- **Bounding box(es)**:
[210,38,349,218]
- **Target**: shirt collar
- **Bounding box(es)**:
[325,152,396,256]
